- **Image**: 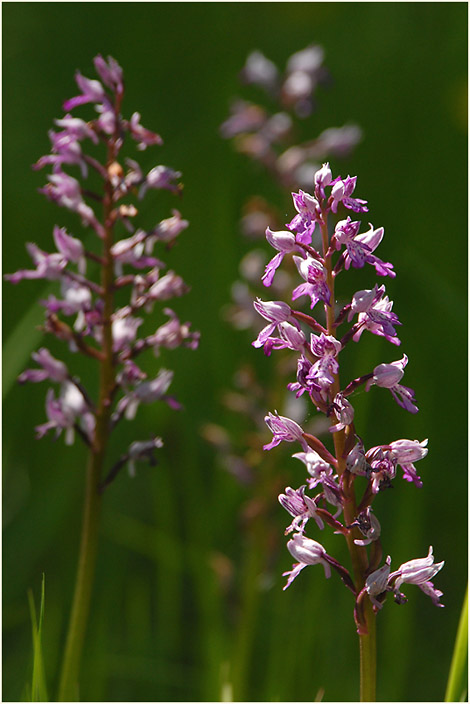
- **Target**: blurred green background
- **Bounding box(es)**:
[3,3,467,702]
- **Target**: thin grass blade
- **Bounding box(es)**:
[444,584,468,702]
[27,574,48,702]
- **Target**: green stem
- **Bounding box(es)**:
[57,452,103,701]
[445,584,468,702]
[359,599,376,701]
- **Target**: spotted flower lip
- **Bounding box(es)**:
[292,255,330,309]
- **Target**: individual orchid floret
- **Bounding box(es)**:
[305,333,341,393]
[35,382,94,446]
[366,354,418,413]
[114,368,180,422]
[219,99,267,139]
[345,440,370,477]
[128,112,163,150]
[260,321,307,357]
[389,547,444,607]
[252,298,299,350]
[310,332,342,359]
[147,210,189,248]
[292,449,333,488]
[367,438,427,492]
[333,216,361,249]
[389,438,428,487]
[116,360,147,389]
[5,243,66,284]
[389,438,428,464]
[110,231,164,276]
[314,162,332,200]
[366,446,397,493]
[365,556,391,609]
[329,175,368,214]
[93,54,123,93]
[282,45,326,117]
[287,354,311,399]
[333,218,395,278]
[145,308,200,356]
[54,115,99,144]
[329,392,354,433]
[240,50,279,93]
[53,226,86,273]
[288,190,321,242]
[275,322,307,352]
[282,533,331,589]
[349,284,401,345]
[139,165,182,198]
[126,437,164,477]
[63,70,107,111]
[146,271,188,303]
[278,485,325,533]
[18,348,69,385]
[112,315,143,353]
[353,507,381,546]
[41,171,104,236]
[262,227,302,287]
[43,278,93,332]
[292,255,330,309]
[320,474,344,518]
[34,129,88,177]
[263,412,308,452]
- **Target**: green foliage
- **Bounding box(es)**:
[445,586,468,703]
[25,575,48,702]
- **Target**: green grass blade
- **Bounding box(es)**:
[445,584,468,702]
[27,574,48,702]
[3,300,44,400]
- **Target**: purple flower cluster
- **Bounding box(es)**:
[221,46,361,194]
[208,45,363,492]
[252,162,443,630]
[6,55,199,484]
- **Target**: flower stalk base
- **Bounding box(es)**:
[359,600,377,702]
[57,454,102,701]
